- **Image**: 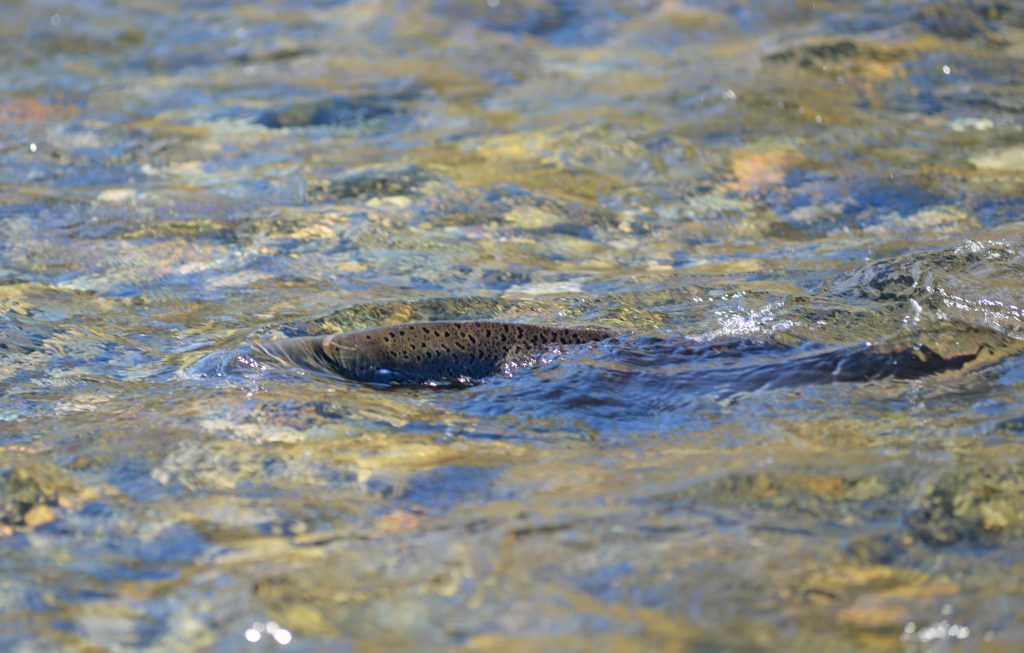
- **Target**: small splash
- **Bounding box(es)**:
[244,620,292,645]
[180,349,267,379]
[500,346,563,378]
[705,302,795,340]
[950,117,993,132]
[901,604,970,651]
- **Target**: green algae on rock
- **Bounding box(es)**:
[907,460,1024,545]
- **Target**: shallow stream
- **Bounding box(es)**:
[3,1,1024,651]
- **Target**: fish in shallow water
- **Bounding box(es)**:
[255,318,1019,390]
[258,320,617,385]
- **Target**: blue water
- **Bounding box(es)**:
[2,1,1024,651]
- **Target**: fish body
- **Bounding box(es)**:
[256,319,1014,388]
[258,320,617,385]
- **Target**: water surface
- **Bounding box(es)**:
[3,1,1024,651]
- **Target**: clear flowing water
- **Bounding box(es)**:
[2,1,1024,651]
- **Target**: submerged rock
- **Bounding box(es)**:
[255,95,405,130]
[308,165,436,203]
[907,462,1024,545]
[0,461,77,531]
[432,0,579,39]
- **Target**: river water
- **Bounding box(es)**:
[2,1,1024,651]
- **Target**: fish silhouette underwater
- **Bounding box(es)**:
[258,320,617,385]
[256,319,1009,388]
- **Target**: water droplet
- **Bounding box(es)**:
[50,14,61,26]
[942,65,951,75]
[273,628,293,645]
